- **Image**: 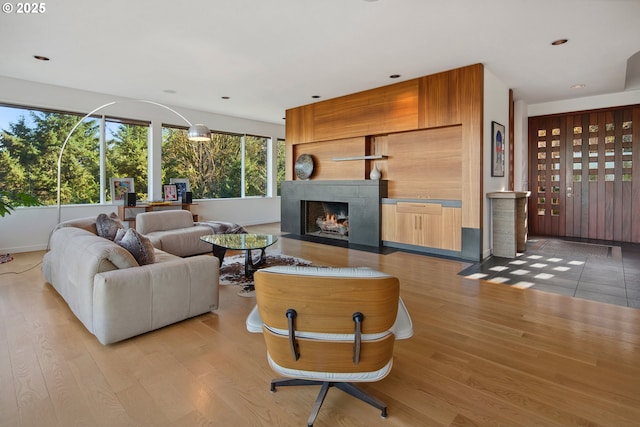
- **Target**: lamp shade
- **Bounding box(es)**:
[188,124,211,141]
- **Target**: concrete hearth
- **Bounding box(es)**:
[281,180,387,247]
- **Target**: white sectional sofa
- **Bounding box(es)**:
[43,215,220,345]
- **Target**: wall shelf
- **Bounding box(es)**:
[331,155,387,161]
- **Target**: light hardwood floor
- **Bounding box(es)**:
[1,223,639,426]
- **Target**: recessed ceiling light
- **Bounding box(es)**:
[389,74,401,79]
[551,39,568,46]
[221,96,230,100]
[311,95,321,99]
[163,89,176,94]
[570,83,586,89]
[33,55,50,61]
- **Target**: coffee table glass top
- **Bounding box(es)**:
[200,233,277,250]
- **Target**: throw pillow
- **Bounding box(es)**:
[114,227,126,244]
[118,228,156,265]
[96,213,124,241]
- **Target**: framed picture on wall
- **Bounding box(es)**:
[491,121,505,177]
[163,184,178,201]
[110,177,134,202]
[169,178,190,201]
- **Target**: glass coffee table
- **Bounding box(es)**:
[200,233,278,277]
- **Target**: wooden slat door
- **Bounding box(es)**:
[529,106,640,243]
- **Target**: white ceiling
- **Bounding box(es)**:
[1,0,639,125]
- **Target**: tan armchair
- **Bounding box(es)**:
[246,266,413,426]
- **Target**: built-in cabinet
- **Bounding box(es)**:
[382,202,461,252]
[397,202,442,247]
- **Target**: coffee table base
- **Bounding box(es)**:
[212,245,267,278]
[244,248,267,277]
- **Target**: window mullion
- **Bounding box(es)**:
[100,115,106,204]
[241,135,246,198]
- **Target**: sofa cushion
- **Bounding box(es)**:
[55,215,100,235]
[118,228,156,265]
[145,225,214,257]
[153,248,181,263]
[136,210,194,234]
[96,213,124,241]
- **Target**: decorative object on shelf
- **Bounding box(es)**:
[170,178,190,201]
[110,178,134,203]
[56,100,211,224]
[491,121,505,177]
[163,184,178,201]
[295,153,314,180]
[370,164,381,180]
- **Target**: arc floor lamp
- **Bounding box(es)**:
[56,100,211,224]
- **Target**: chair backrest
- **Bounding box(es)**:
[254,267,400,374]
[136,210,193,234]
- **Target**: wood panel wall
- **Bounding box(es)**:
[292,137,367,180]
[285,63,484,231]
[384,126,462,200]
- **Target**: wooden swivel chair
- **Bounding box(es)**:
[246,266,413,427]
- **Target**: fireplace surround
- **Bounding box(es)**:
[281,180,387,247]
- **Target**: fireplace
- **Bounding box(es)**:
[281,180,387,247]
[305,201,349,241]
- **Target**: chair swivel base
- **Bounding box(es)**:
[270,378,387,427]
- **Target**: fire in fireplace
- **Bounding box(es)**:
[305,201,349,240]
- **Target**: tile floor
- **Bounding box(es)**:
[459,237,640,309]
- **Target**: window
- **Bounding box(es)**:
[0,105,100,205]
[276,138,286,196]
[105,119,149,201]
[1,103,280,206]
[244,134,268,197]
[211,132,242,198]
[162,126,271,199]
[0,104,151,206]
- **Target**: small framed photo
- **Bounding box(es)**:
[110,177,134,202]
[169,178,190,201]
[491,121,505,177]
[163,184,178,201]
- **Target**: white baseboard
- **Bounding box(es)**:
[1,243,48,254]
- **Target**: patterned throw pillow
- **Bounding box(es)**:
[96,213,124,241]
[114,227,126,244]
[118,228,156,265]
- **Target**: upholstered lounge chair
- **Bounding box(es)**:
[246,266,413,426]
